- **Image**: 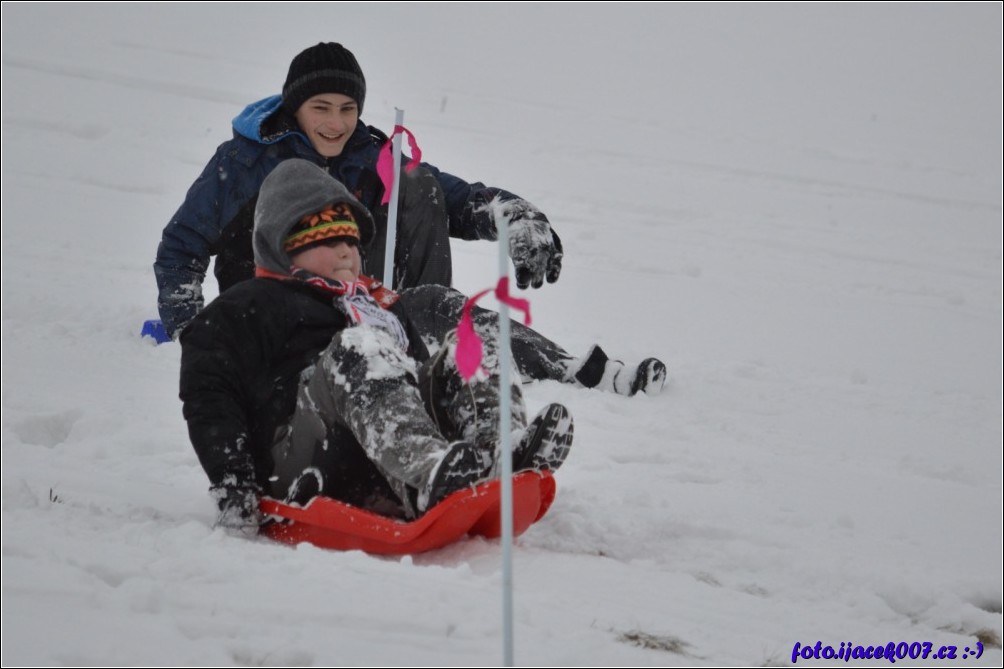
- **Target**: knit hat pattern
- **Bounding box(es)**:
[282,43,366,113]
[253,159,375,275]
[284,205,361,255]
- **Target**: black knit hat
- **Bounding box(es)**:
[282,43,366,114]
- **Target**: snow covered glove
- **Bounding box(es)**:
[503,199,563,289]
[211,481,262,537]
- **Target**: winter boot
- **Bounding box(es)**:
[418,440,494,512]
[509,403,575,473]
[571,345,667,397]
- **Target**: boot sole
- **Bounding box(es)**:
[423,441,492,511]
[632,358,668,396]
[514,403,574,473]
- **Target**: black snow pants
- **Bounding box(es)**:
[362,165,453,292]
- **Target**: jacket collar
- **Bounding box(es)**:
[232,94,373,153]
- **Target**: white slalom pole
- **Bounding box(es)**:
[383,108,405,289]
[497,214,514,667]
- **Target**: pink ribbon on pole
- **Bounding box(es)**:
[456,277,532,382]
[376,125,423,205]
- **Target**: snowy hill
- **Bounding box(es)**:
[2,4,1001,665]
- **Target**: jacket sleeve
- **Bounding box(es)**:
[419,163,550,242]
[178,287,286,491]
[154,140,257,338]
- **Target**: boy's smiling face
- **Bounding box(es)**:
[294,93,359,158]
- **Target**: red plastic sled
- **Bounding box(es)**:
[259,470,556,555]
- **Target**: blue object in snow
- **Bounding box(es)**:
[141,319,171,344]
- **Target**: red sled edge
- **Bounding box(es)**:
[259,470,556,555]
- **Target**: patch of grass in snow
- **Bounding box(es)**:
[974,628,1001,649]
[616,629,692,655]
[760,651,790,667]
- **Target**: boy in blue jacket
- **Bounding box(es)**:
[156,42,564,340]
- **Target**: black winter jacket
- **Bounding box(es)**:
[179,277,426,492]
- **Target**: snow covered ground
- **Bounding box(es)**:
[2,4,1001,666]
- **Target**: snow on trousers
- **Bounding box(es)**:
[269,324,525,518]
[397,284,577,384]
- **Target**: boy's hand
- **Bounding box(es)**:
[212,482,262,537]
[506,202,563,289]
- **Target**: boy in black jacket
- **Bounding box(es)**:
[181,159,573,535]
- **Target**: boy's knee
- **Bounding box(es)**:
[397,167,448,228]
[398,284,465,318]
[325,326,417,380]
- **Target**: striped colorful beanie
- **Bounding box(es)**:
[284,203,361,255]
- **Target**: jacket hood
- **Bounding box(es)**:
[253,159,376,276]
[232,95,286,142]
[232,94,372,151]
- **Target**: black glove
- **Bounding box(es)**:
[210,482,262,537]
[502,199,563,289]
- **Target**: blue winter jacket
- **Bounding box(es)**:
[154,95,522,337]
